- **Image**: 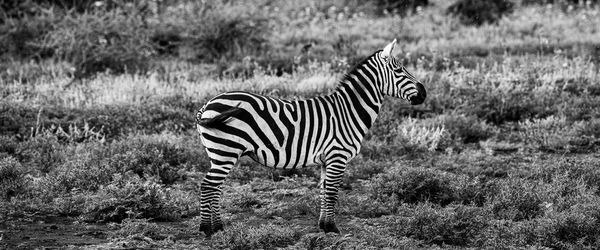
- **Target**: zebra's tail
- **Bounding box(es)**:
[196,104,243,128]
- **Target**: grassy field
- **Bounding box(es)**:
[1,0,600,249]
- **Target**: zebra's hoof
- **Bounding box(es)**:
[199,223,213,237]
[213,223,224,233]
[319,220,340,234]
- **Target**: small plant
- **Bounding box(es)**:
[390,204,490,246]
[211,222,302,250]
[488,177,546,221]
[373,0,430,15]
[157,1,269,62]
[519,115,574,152]
[82,179,176,222]
[447,0,515,25]
[42,8,153,78]
[369,166,456,207]
[0,156,26,201]
[395,118,449,152]
[111,218,174,241]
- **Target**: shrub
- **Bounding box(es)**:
[0,14,56,58]
[390,204,490,246]
[394,118,448,152]
[106,134,205,184]
[435,114,496,144]
[0,103,194,140]
[83,178,177,222]
[461,88,555,125]
[487,177,547,221]
[447,0,515,26]
[211,222,302,250]
[518,115,581,152]
[42,8,153,78]
[369,166,456,207]
[340,192,395,218]
[157,1,269,62]
[17,134,63,174]
[538,202,600,249]
[0,136,18,157]
[0,156,26,201]
[521,0,599,7]
[372,0,430,15]
[111,218,175,241]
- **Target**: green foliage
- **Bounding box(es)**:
[0,156,26,201]
[448,0,515,25]
[211,222,303,250]
[42,8,153,78]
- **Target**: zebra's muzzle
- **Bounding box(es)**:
[409,82,426,105]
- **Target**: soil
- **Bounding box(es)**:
[0,216,109,249]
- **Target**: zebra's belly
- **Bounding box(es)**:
[248,148,323,169]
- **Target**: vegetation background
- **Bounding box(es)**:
[1,0,600,248]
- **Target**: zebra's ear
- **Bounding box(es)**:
[381,39,397,60]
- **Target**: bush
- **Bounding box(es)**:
[447,0,515,25]
[461,88,555,125]
[521,0,599,7]
[369,166,456,207]
[111,218,175,241]
[394,118,449,152]
[17,134,63,174]
[372,0,430,15]
[435,114,496,144]
[0,102,194,140]
[390,204,490,246]
[156,1,269,62]
[211,222,302,250]
[106,134,205,184]
[43,8,153,78]
[487,178,547,221]
[83,179,177,222]
[539,202,600,249]
[0,156,26,200]
[0,14,56,58]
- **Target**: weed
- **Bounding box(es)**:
[42,8,153,78]
[448,0,515,25]
[0,156,26,201]
[369,165,456,207]
[211,222,303,250]
[82,178,177,222]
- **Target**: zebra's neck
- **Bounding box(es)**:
[328,60,384,137]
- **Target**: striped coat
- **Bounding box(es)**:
[196,39,426,235]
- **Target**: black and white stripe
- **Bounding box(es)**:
[195,40,426,235]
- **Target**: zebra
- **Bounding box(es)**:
[195,39,426,236]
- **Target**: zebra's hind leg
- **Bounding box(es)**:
[199,157,238,236]
[318,161,346,234]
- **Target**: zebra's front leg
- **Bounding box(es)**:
[199,159,236,236]
[318,162,346,233]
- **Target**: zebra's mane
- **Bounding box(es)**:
[337,50,382,91]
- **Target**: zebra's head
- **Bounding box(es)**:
[379,39,426,105]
